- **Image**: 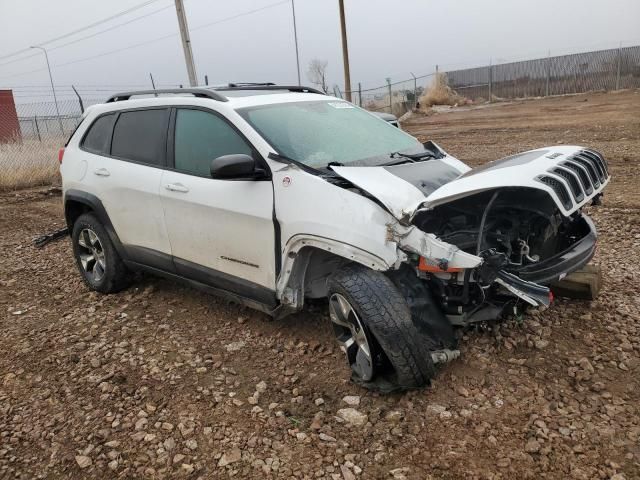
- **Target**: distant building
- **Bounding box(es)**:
[0,90,21,143]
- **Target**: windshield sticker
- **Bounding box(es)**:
[327,102,354,109]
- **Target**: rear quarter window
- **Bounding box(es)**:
[111,109,169,166]
[81,113,116,155]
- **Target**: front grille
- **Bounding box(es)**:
[537,175,573,210]
[575,153,606,183]
[581,149,609,178]
[550,167,584,202]
[561,160,593,195]
[571,156,600,188]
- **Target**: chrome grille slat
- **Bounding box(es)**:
[561,160,593,195]
[550,167,584,202]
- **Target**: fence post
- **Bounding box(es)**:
[410,72,417,110]
[71,85,84,114]
[545,50,550,97]
[488,61,493,102]
[34,116,41,142]
[386,77,392,113]
[358,82,362,107]
[615,42,622,90]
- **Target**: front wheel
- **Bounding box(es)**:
[327,264,436,391]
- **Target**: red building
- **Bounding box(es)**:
[0,90,21,143]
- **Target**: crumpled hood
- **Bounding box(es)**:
[331,146,610,221]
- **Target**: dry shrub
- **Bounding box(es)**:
[419,73,468,108]
[0,136,62,191]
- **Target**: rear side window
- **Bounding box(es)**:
[174,108,253,177]
[82,113,116,155]
[111,109,169,166]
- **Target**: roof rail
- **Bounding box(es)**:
[105,88,228,103]
[215,85,325,95]
[227,82,276,87]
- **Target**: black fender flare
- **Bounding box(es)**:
[64,189,127,260]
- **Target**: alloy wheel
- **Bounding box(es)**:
[77,228,106,283]
[329,293,374,381]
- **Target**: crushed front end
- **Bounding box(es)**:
[399,148,609,326]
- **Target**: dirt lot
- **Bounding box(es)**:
[1,90,639,479]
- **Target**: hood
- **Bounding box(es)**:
[331,146,610,221]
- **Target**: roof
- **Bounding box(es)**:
[93,86,338,115]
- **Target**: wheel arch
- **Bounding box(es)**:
[64,189,126,259]
[275,235,393,312]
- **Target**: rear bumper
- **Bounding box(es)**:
[515,214,597,285]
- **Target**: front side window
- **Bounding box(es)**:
[173,109,253,177]
[111,109,168,166]
[237,100,423,168]
[82,113,116,155]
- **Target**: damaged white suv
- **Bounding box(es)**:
[60,84,609,390]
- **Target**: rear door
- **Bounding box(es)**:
[81,107,173,271]
[159,107,276,302]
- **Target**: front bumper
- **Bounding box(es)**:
[513,214,597,285]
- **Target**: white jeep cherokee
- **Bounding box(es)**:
[60,84,609,390]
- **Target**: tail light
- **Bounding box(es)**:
[58,147,65,164]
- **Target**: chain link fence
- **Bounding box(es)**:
[341,74,432,117]
[1,44,639,191]
[0,96,104,191]
[446,45,640,101]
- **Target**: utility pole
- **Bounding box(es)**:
[338,0,352,102]
[30,46,63,135]
[291,0,301,85]
[174,0,198,87]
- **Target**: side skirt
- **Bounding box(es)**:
[124,260,277,315]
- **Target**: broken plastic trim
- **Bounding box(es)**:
[494,270,551,307]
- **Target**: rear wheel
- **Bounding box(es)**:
[327,264,436,391]
[72,213,129,293]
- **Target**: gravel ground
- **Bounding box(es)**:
[1,90,639,479]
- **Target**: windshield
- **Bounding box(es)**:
[237,100,423,167]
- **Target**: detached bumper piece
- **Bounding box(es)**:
[495,270,552,307]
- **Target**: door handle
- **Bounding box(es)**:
[165,183,189,193]
[94,168,110,177]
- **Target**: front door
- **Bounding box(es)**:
[159,107,276,303]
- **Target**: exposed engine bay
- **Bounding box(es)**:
[410,187,598,325]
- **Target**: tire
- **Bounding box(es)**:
[327,263,436,391]
[72,213,129,294]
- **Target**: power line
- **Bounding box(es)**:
[0,3,174,69]
[0,0,291,81]
[0,0,164,61]
[190,0,289,33]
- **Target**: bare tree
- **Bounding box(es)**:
[307,59,329,93]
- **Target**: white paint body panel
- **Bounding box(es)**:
[331,146,608,219]
[61,146,171,255]
[159,170,275,288]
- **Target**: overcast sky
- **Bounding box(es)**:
[0,0,639,103]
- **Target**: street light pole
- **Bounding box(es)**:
[30,45,64,135]
[337,0,352,102]
[291,0,301,85]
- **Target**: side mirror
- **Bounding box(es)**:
[210,154,257,179]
